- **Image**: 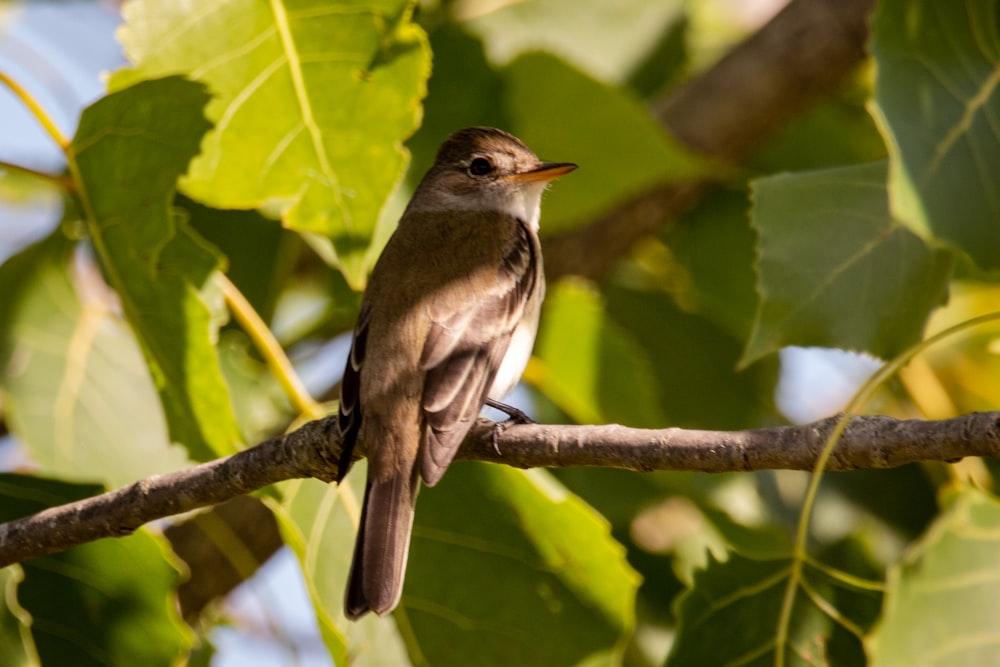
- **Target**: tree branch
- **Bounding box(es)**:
[4,411,1000,568]
[544,0,876,281]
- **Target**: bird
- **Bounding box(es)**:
[336,126,576,619]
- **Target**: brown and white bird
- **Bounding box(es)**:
[336,127,575,619]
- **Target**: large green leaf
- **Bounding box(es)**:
[606,270,778,432]
[113,0,430,286]
[667,551,879,666]
[0,233,193,487]
[0,473,192,667]
[68,76,242,461]
[272,460,637,665]
[403,463,638,666]
[871,487,1000,667]
[269,471,410,666]
[531,279,665,427]
[0,567,33,667]
[463,0,685,86]
[871,0,1000,269]
[742,161,954,366]
[504,52,712,234]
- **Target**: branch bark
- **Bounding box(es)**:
[544,0,876,281]
[4,411,1000,568]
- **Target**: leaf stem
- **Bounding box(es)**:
[0,70,68,149]
[774,311,1000,666]
[216,273,324,420]
[0,159,75,191]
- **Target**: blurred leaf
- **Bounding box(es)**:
[113,0,430,286]
[0,568,33,667]
[216,330,291,445]
[922,283,1000,417]
[504,52,714,234]
[463,0,685,86]
[871,0,1000,269]
[605,283,778,429]
[407,25,509,179]
[404,463,638,666]
[0,473,191,667]
[182,198,300,326]
[530,279,665,427]
[68,76,242,461]
[624,13,688,99]
[871,487,1000,666]
[667,551,876,666]
[742,161,954,366]
[751,87,888,175]
[268,471,410,666]
[1,238,192,488]
[661,187,759,340]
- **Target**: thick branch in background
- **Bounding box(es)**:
[544,0,875,280]
[3,411,1000,568]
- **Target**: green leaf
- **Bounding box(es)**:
[871,0,1000,269]
[113,0,430,286]
[503,52,713,234]
[463,0,685,86]
[662,187,760,340]
[404,463,638,666]
[605,282,778,430]
[871,487,1000,667]
[531,280,665,426]
[0,233,193,487]
[268,472,411,666]
[742,161,954,366]
[407,25,509,179]
[667,551,878,666]
[182,198,300,326]
[68,76,242,461]
[0,474,192,667]
[0,568,33,667]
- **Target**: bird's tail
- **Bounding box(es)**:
[345,470,419,619]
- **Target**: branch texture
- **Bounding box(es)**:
[544,0,876,281]
[3,412,1000,568]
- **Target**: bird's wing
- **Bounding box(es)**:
[419,220,539,486]
[337,302,371,482]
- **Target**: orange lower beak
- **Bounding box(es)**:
[507,161,578,183]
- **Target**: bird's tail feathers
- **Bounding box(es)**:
[345,469,418,619]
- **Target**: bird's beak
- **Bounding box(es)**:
[506,162,578,183]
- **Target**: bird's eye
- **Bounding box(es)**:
[468,157,493,176]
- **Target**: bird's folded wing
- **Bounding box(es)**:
[419,221,537,486]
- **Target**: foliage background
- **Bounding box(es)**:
[2,0,1000,665]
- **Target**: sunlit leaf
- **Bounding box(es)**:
[504,52,713,234]
[268,471,410,666]
[463,0,685,86]
[0,233,192,487]
[0,473,192,667]
[871,487,1000,666]
[113,0,430,286]
[404,463,638,666]
[530,279,665,426]
[871,0,1000,269]
[68,76,242,461]
[742,161,954,366]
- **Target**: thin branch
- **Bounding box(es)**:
[4,411,1000,568]
[0,70,69,149]
[216,273,324,419]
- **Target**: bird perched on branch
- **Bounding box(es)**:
[336,127,576,619]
